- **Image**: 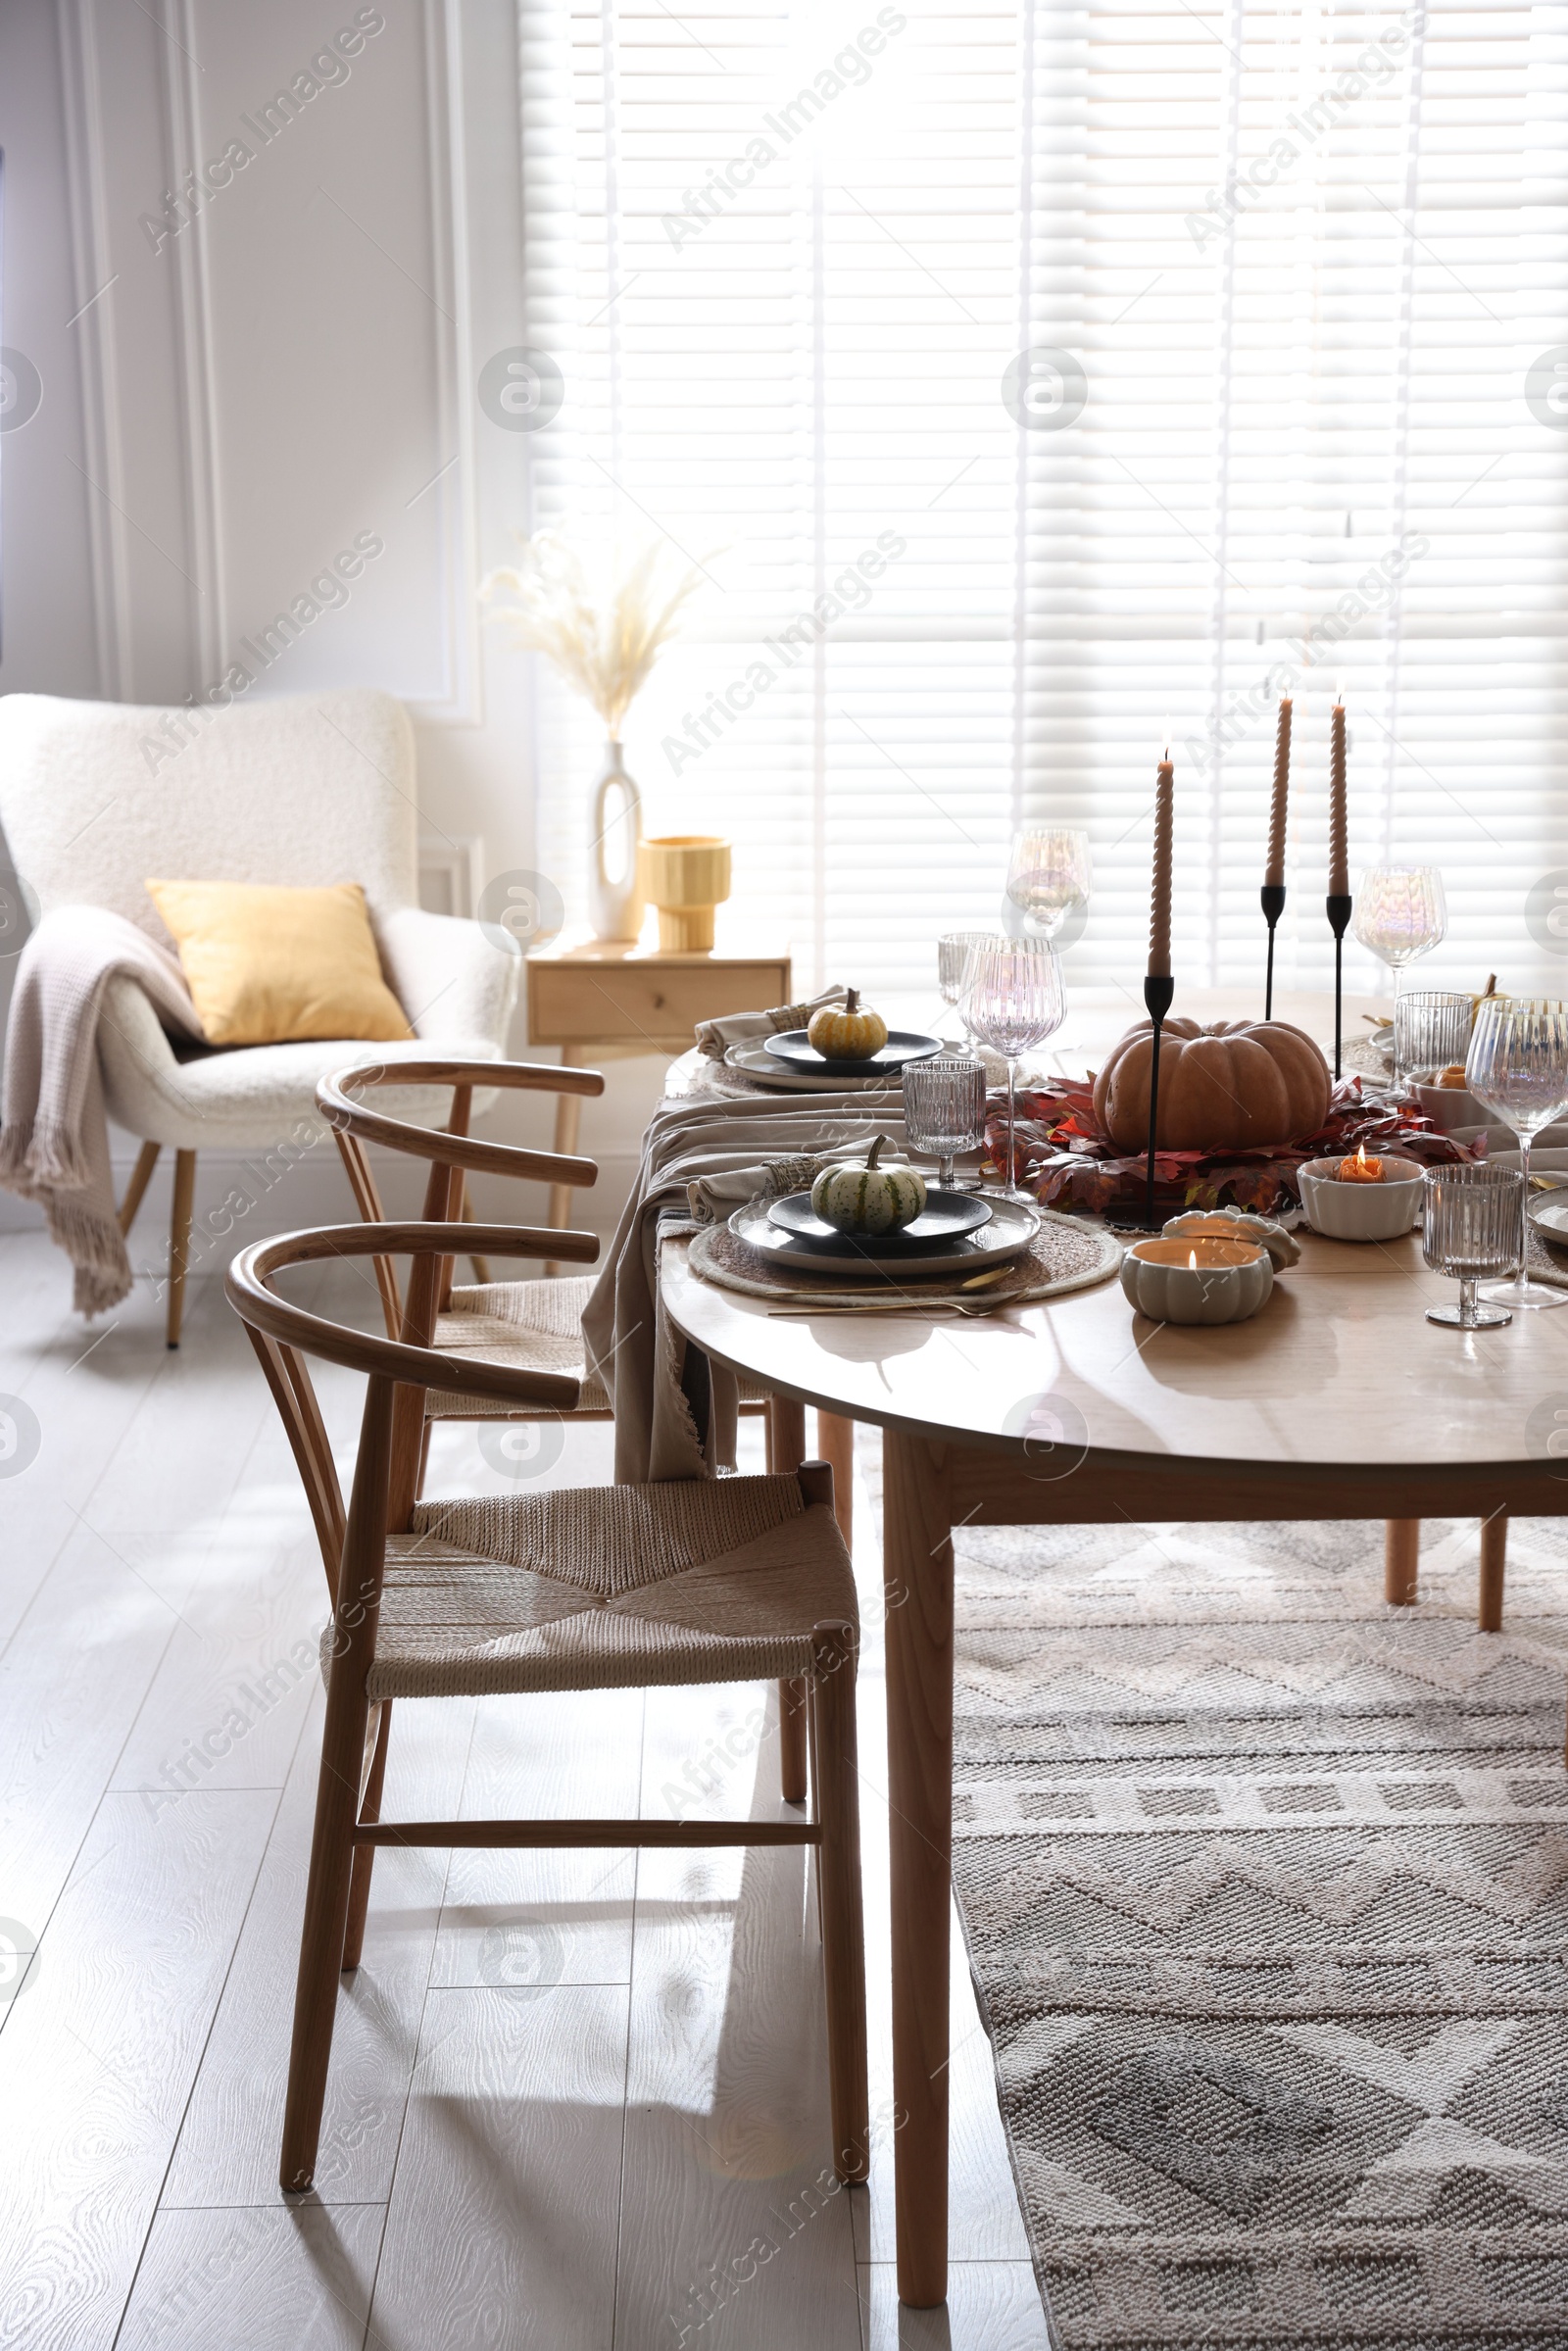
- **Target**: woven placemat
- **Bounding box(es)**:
[688,1205,1122,1307]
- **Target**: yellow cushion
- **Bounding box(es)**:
[145,879,414,1047]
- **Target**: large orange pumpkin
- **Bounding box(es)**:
[1092,1018,1332,1152]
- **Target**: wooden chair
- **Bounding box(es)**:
[1385,1514,1509,1629]
[225,1218,869,2196]
[319,1054,853,1804]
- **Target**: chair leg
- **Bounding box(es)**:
[166,1150,197,1348]
[281,1659,371,2191]
[117,1140,161,1237]
[767,1396,811,1803]
[1385,1519,1419,1606]
[545,1091,583,1277]
[1480,1510,1507,1632]
[812,1627,869,2184]
[461,1192,493,1286]
[780,1678,809,1807]
[341,1701,392,1974]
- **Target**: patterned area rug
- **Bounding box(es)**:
[946,1510,1568,2347]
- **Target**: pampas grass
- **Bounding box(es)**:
[480,530,708,739]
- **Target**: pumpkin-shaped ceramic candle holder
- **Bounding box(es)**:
[1297,1152,1424,1241]
[1119,1237,1273,1325]
[637,835,731,952]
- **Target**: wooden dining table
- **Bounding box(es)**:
[659,988,1568,2307]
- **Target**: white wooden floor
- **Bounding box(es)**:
[0,1230,1052,2350]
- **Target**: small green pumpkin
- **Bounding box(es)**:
[810,1134,927,1235]
[808,987,889,1062]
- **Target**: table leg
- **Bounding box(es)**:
[815,1409,856,1549]
[882,1428,954,2309]
[1480,1510,1507,1632]
[1384,1519,1419,1607]
[545,1088,583,1279]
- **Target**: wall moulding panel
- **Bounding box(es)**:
[55,0,477,721]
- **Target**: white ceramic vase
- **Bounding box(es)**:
[588,740,645,944]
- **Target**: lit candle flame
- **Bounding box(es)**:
[1356,1144,1368,1171]
[1188,1249,1198,1270]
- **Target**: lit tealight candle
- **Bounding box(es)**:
[1120,1235,1273,1325]
[1337,1144,1385,1184]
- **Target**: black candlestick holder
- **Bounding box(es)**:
[1260,883,1286,1021]
[1326,893,1352,1078]
[1143,972,1175,1230]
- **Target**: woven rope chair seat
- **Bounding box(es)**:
[425,1274,770,1419]
[325,1473,857,1700]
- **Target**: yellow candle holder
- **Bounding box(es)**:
[637,835,732,953]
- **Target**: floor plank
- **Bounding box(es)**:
[612,1686,864,2351]
[858,2261,1056,2350]
[368,1984,629,2349]
[431,1688,641,1992]
[0,1788,277,2350]
[116,2202,385,2351]
[163,1687,472,2211]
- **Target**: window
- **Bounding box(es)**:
[518,0,1568,997]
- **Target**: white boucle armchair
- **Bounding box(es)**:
[0,687,516,1344]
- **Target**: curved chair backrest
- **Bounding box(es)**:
[318,1057,607,1339]
[0,688,418,933]
[227,1220,599,1587]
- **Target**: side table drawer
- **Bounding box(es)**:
[527,957,791,1048]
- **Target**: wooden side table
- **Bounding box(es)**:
[525,934,792,1233]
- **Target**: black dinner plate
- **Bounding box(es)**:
[761,1028,944,1080]
[766,1189,992,1248]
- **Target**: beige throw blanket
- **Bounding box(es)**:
[0,906,202,1312]
[581,1089,909,1483]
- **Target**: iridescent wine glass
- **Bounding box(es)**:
[1353,865,1447,1082]
[1004,829,1092,944]
[959,938,1066,1201]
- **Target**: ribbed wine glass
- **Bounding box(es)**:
[1004,829,1092,944]
[959,939,1066,1200]
[1464,995,1568,1310]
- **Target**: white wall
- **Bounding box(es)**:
[0,0,659,1254]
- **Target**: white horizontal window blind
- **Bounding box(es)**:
[517,0,1568,998]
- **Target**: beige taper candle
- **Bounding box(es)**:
[1149,754,1174,979]
[1266,697,1292,888]
[1329,695,1348,898]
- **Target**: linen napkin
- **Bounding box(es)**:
[580,1090,907,1482]
[694,984,847,1060]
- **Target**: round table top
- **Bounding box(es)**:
[661,988,1568,1475]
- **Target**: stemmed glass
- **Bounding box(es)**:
[903,1054,987,1193]
[1464,996,1568,1310]
[959,938,1066,1200]
[1422,1165,1524,1331]
[1004,829,1092,944]
[937,932,999,1042]
[1394,990,1474,1087]
[1353,866,1447,1080]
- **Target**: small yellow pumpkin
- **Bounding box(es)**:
[810,1135,927,1234]
[808,987,889,1062]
